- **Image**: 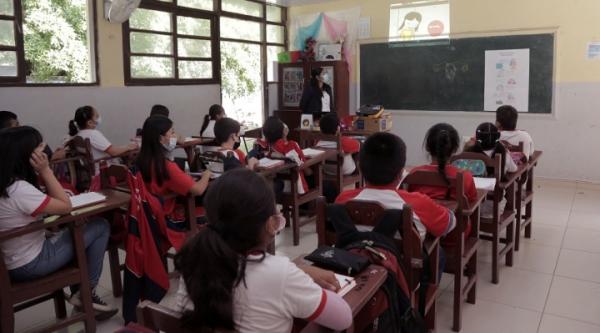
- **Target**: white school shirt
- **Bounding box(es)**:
[321,91,331,112]
[484,149,518,173]
[500,130,534,158]
[314,140,356,176]
[202,120,216,138]
[175,254,325,333]
[0,181,49,270]
[76,129,112,161]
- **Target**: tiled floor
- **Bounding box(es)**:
[12,179,600,333]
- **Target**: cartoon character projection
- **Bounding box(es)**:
[398,11,422,41]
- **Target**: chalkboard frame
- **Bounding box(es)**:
[358,32,555,114]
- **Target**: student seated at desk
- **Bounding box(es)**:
[464,122,518,175]
[336,132,456,240]
[213,117,258,171]
[0,126,117,319]
[136,116,211,221]
[174,169,352,333]
[0,110,67,161]
[496,105,535,158]
[314,113,360,176]
[200,104,225,138]
[136,105,185,146]
[68,105,138,173]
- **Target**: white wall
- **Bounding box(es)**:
[0,85,221,150]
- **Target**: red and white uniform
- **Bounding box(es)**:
[336,185,455,239]
[408,164,478,203]
[218,148,247,166]
[315,137,360,176]
[271,139,309,194]
[146,160,195,217]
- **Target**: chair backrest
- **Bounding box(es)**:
[450,152,502,183]
[136,301,236,333]
[65,136,96,191]
[101,163,130,189]
[401,170,467,208]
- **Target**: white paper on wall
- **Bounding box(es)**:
[484,48,530,112]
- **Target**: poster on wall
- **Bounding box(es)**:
[389,0,449,42]
[483,49,530,112]
[282,67,305,107]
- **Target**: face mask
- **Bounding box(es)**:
[163,136,177,151]
[273,214,286,233]
[232,134,241,150]
[321,73,330,83]
[95,116,102,127]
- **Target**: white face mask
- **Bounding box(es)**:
[163,136,177,151]
[321,73,330,83]
[95,116,102,126]
[273,214,286,233]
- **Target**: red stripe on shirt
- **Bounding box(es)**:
[307,289,328,321]
[31,195,51,217]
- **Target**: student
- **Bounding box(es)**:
[409,123,478,203]
[315,113,360,176]
[0,126,117,319]
[0,111,67,161]
[496,105,535,158]
[262,116,309,194]
[465,122,518,175]
[300,68,334,120]
[336,132,455,240]
[213,117,258,171]
[174,168,352,333]
[200,104,225,138]
[68,105,138,171]
[136,116,211,220]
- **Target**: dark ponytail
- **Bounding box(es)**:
[175,169,276,331]
[69,105,95,136]
[424,123,459,197]
[467,122,507,176]
[200,104,225,136]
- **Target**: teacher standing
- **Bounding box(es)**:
[300,68,334,120]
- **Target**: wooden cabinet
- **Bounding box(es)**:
[277,60,350,127]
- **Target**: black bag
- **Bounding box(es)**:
[304,246,370,276]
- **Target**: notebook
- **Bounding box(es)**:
[474,177,497,191]
[258,158,285,169]
[70,192,107,209]
[335,273,357,297]
[302,148,326,158]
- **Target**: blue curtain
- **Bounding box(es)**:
[294,13,323,50]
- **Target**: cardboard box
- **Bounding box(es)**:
[354,113,393,132]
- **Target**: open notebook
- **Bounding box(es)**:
[335,273,357,297]
[474,177,497,191]
[302,148,326,158]
[258,158,285,169]
[70,192,107,209]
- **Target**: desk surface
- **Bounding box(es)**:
[293,256,387,333]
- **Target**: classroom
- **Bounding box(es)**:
[0,0,599,332]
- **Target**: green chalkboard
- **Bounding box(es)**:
[359,33,554,113]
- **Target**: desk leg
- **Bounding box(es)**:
[514,178,524,252]
[73,221,96,333]
[505,183,515,267]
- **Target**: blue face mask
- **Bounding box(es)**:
[163,136,177,151]
[94,116,102,128]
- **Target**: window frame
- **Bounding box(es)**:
[123,1,220,85]
[0,0,99,87]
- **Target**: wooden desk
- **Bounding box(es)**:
[177,138,215,166]
[293,256,388,333]
[514,150,543,251]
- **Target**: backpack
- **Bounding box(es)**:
[452,159,487,176]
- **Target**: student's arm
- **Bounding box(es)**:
[91,130,137,157]
[30,148,72,215]
[504,152,518,173]
[406,192,456,237]
[50,147,67,161]
[189,171,211,196]
[105,142,138,157]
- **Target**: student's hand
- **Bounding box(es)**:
[301,265,340,292]
[30,144,51,174]
[51,147,67,161]
[127,142,139,151]
[247,157,258,170]
[202,170,212,180]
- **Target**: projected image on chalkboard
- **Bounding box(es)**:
[389,1,449,42]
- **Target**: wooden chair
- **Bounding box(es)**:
[136,301,236,333]
[0,220,96,333]
[279,156,326,246]
[451,152,515,284]
[315,197,441,331]
[307,132,363,198]
[401,170,483,331]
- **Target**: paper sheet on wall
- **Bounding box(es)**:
[587,42,600,60]
[484,49,530,112]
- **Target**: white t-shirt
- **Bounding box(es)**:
[0,181,49,270]
[484,149,518,173]
[202,120,216,138]
[76,129,112,161]
[175,254,325,333]
[500,130,535,158]
[321,91,331,112]
[314,140,356,176]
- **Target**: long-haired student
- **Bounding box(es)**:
[135,116,211,220]
[200,104,226,138]
[175,169,352,333]
[0,126,117,319]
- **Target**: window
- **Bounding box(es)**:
[0,0,97,85]
[123,2,217,84]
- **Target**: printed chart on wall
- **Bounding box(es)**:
[484,49,530,112]
[389,0,449,42]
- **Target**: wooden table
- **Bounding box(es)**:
[514,150,543,251]
[293,255,388,333]
[177,137,215,166]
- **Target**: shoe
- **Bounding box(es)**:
[67,290,119,321]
